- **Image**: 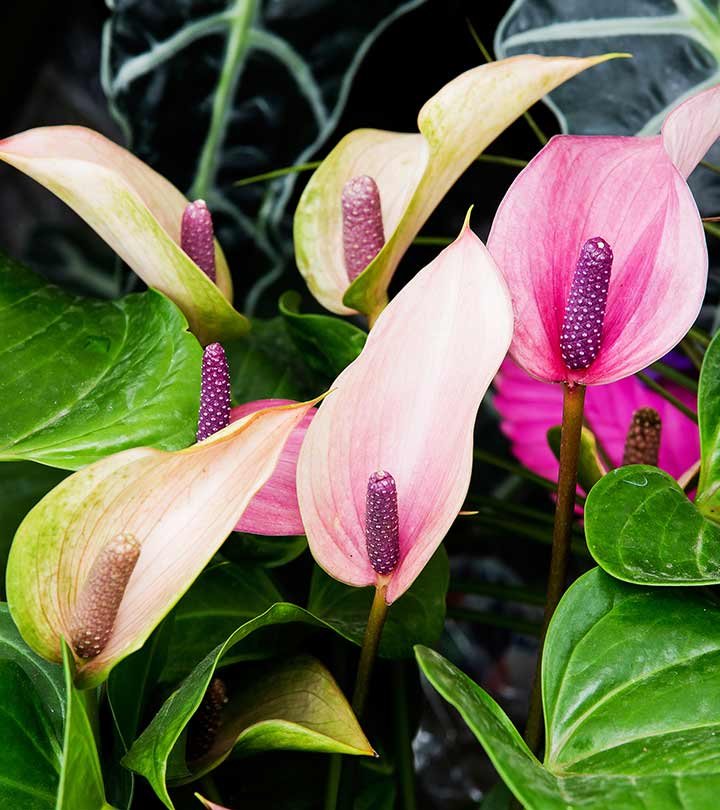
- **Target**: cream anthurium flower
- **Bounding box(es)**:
[293,53,624,324]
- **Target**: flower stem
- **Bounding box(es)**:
[352,583,390,716]
[637,372,698,423]
[393,662,417,810]
[524,382,586,754]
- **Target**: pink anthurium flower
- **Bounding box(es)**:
[294,53,622,323]
[0,126,247,345]
[494,358,699,485]
[231,399,315,536]
[297,218,513,603]
[487,85,720,386]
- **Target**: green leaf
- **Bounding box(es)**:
[279,291,366,380]
[57,644,112,810]
[160,561,284,683]
[223,532,307,568]
[418,568,720,809]
[697,328,720,510]
[586,466,720,585]
[175,655,373,783]
[122,603,368,809]
[495,0,720,211]
[0,254,201,469]
[0,462,67,597]
[547,424,605,492]
[308,547,449,658]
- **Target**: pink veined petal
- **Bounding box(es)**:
[297,224,513,603]
[487,134,707,386]
[494,358,699,485]
[231,399,315,536]
[662,84,720,179]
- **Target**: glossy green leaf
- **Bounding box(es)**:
[176,654,373,783]
[698,328,720,507]
[160,562,283,683]
[0,254,201,469]
[495,0,720,212]
[586,466,720,585]
[418,568,720,809]
[0,462,67,597]
[279,291,366,380]
[547,424,605,492]
[308,547,449,658]
[122,603,357,809]
[57,644,112,810]
[224,532,307,568]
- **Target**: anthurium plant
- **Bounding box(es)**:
[3,3,720,809]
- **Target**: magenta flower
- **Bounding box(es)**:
[487,85,720,386]
[296,222,513,603]
[494,358,699,484]
[230,399,315,536]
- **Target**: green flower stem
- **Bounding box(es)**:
[688,327,710,347]
[476,153,529,169]
[233,160,321,186]
[352,583,390,716]
[680,337,704,371]
[446,606,541,636]
[637,372,698,423]
[449,579,546,606]
[524,382,586,755]
[325,584,390,810]
[393,662,417,810]
[472,448,581,498]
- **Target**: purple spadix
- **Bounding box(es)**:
[559,236,613,370]
[181,199,216,282]
[622,407,662,466]
[70,532,140,659]
[197,342,231,442]
[342,175,385,282]
[366,470,400,576]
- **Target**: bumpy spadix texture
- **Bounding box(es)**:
[494,358,698,486]
[70,532,140,659]
[623,407,662,467]
[488,83,720,386]
[197,343,231,442]
[366,471,400,575]
[188,677,228,761]
[342,175,385,282]
[182,200,216,282]
[559,237,613,370]
[297,224,513,603]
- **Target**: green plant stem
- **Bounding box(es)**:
[476,153,529,169]
[447,606,541,636]
[524,382,586,755]
[703,220,720,240]
[324,755,343,810]
[353,583,390,716]
[472,448,559,494]
[449,579,546,606]
[393,662,417,810]
[680,337,704,372]
[649,361,698,393]
[412,235,453,246]
[199,775,224,805]
[234,160,322,186]
[688,327,710,347]
[637,372,698,423]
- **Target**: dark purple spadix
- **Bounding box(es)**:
[366,470,400,576]
[559,236,614,370]
[187,677,228,761]
[181,199,216,282]
[342,175,385,282]
[197,342,230,442]
[622,407,661,466]
[70,532,140,660]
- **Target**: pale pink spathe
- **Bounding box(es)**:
[231,399,315,536]
[296,225,513,603]
[487,86,720,386]
[494,358,699,485]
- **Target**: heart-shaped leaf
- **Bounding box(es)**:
[0,254,201,469]
[176,655,374,782]
[122,603,369,810]
[417,567,720,809]
[494,0,720,212]
[6,400,314,687]
[308,547,449,658]
[585,330,719,584]
[159,561,283,683]
[0,607,111,810]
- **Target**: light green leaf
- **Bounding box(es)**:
[0,254,201,469]
[308,547,449,658]
[547,424,605,492]
[418,568,720,809]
